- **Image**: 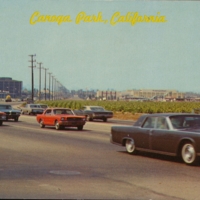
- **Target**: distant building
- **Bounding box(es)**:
[0,77,22,98]
[120,89,184,100]
[70,89,96,99]
[96,90,117,100]
[96,89,184,100]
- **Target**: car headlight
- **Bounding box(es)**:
[60,117,66,121]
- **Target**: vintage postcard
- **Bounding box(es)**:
[0,0,200,199]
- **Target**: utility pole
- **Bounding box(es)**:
[48,72,52,100]
[52,76,54,100]
[55,79,58,100]
[37,62,42,101]
[43,68,48,101]
[58,81,61,99]
[29,54,36,102]
[57,81,60,100]
[54,78,57,100]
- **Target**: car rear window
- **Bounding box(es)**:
[170,115,200,129]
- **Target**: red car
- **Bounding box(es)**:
[36,108,86,130]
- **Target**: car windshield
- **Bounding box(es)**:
[38,105,48,108]
[90,107,104,111]
[170,116,200,129]
[30,104,40,108]
[0,105,12,109]
[53,109,74,115]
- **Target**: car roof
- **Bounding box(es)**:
[134,113,200,126]
[141,113,199,117]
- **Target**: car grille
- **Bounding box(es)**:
[67,118,82,121]
[10,112,18,115]
[3,112,20,115]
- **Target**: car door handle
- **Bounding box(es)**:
[149,130,153,135]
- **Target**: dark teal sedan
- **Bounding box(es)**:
[111,113,200,165]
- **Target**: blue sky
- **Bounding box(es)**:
[0,0,200,92]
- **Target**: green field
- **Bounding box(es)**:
[36,100,200,114]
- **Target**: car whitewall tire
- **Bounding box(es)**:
[86,115,93,121]
[103,118,107,122]
[14,117,18,122]
[125,139,137,154]
[39,120,45,128]
[181,143,197,165]
[55,121,61,130]
[77,125,83,130]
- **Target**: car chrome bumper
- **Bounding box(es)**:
[59,121,86,126]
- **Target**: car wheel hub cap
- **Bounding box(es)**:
[183,144,195,163]
[185,146,194,161]
[126,141,134,152]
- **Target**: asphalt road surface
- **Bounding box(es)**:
[1,112,200,199]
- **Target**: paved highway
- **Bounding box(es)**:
[0,107,200,199]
